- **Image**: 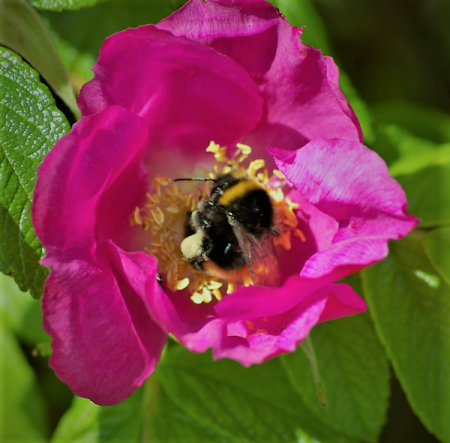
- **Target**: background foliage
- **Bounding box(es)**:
[1,0,449,442]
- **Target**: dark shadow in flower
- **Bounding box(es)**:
[246,119,309,157]
[210,26,278,78]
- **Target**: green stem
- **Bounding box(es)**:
[141,371,160,443]
[300,335,327,407]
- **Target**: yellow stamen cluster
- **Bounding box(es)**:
[271,189,306,250]
[130,141,305,304]
[129,175,212,296]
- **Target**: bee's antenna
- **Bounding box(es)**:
[174,178,217,182]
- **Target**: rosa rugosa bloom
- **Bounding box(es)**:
[32,0,418,405]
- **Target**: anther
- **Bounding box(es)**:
[176,278,190,290]
[236,143,252,155]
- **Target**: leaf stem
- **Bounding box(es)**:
[300,335,327,407]
[141,371,160,443]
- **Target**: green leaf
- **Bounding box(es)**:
[0,0,80,119]
[0,322,48,442]
[158,345,356,443]
[396,161,450,227]
[390,143,450,177]
[281,313,390,443]
[0,47,70,298]
[0,271,36,332]
[52,370,239,443]
[423,226,450,285]
[151,389,238,443]
[371,100,450,145]
[339,271,364,297]
[370,123,439,168]
[51,388,144,443]
[362,234,450,443]
[0,272,50,345]
[41,0,187,87]
[28,0,107,11]
[369,122,450,177]
[296,429,323,443]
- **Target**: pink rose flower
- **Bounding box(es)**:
[32,0,418,405]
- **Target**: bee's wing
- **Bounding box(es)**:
[229,219,279,287]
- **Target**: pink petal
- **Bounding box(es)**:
[158,0,362,156]
[42,258,166,406]
[214,275,330,321]
[212,283,365,366]
[107,243,228,354]
[276,190,339,282]
[33,106,149,256]
[317,283,367,322]
[79,25,263,178]
[215,296,327,366]
[270,139,419,279]
[33,107,167,405]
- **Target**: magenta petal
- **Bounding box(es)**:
[214,296,326,366]
[32,107,167,405]
[79,25,263,177]
[106,242,185,337]
[42,259,166,406]
[276,190,339,281]
[213,282,365,366]
[158,0,362,152]
[271,139,419,279]
[33,106,149,257]
[215,275,328,321]
[107,243,229,354]
[316,283,366,322]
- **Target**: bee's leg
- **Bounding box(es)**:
[156,273,165,292]
[189,255,207,272]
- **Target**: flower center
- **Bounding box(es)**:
[130,142,305,304]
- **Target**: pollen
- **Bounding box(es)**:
[242,274,253,287]
[227,282,236,294]
[248,159,265,179]
[212,289,222,301]
[276,231,292,250]
[286,198,299,210]
[236,143,252,155]
[208,280,222,290]
[273,169,285,179]
[206,141,228,162]
[267,184,306,250]
[131,140,306,304]
[176,278,190,290]
[190,287,213,304]
[130,206,142,225]
[270,188,285,204]
[150,207,164,225]
[294,229,306,242]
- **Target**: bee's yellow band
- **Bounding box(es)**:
[218,180,264,206]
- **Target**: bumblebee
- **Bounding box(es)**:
[177,173,280,286]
